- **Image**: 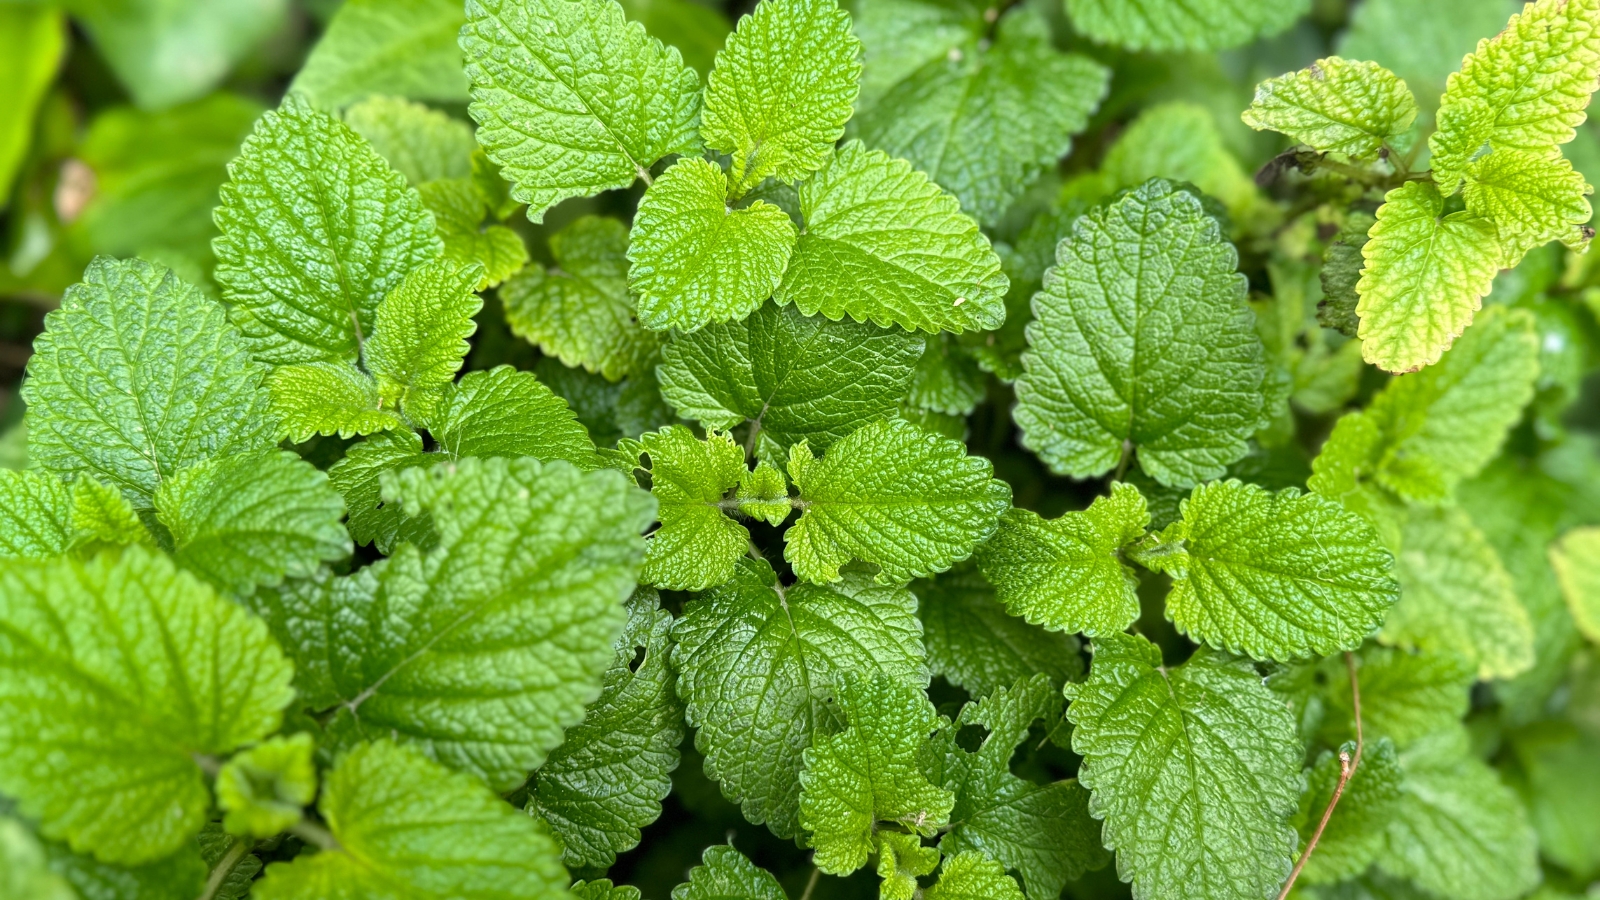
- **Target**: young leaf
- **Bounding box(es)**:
[461,0,701,221]
[1377,730,1541,900]
[0,471,148,561]
[774,141,1007,334]
[672,558,927,837]
[501,216,663,381]
[22,257,277,507]
[530,589,684,868]
[1462,151,1593,262]
[637,426,750,592]
[1241,57,1418,160]
[1551,526,1600,643]
[289,0,468,109]
[0,547,294,864]
[156,450,351,597]
[629,158,798,332]
[365,258,484,410]
[1014,178,1265,487]
[938,674,1110,898]
[658,301,924,456]
[1065,0,1308,51]
[1356,181,1503,373]
[326,428,436,552]
[1292,737,1403,885]
[267,361,405,442]
[430,366,601,466]
[738,461,791,525]
[1133,480,1398,662]
[976,482,1148,637]
[1428,0,1600,190]
[213,96,443,365]
[343,95,475,185]
[575,880,643,900]
[915,565,1082,700]
[852,7,1108,224]
[216,733,318,839]
[670,845,787,900]
[700,0,860,192]
[253,740,567,899]
[256,457,653,789]
[418,178,529,289]
[924,852,1026,900]
[798,674,955,874]
[785,418,1011,584]
[878,832,940,900]
[1065,632,1302,900]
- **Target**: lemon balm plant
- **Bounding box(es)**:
[1,0,1600,898]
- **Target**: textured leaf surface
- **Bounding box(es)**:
[501,216,661,381]
[1552,526,1600,643]
[1332,648,1473,748]
[254,741,566,899]
[213,96,443,365]
[701,0,860,191]
[925,852,1026,900]
[23,257,276,507]
[852,8,1107,224]
[1293,738,1403,885]
[0,547,293,864]
[366,259,483,410]
[326,428,436,552]
[658,301,923,456]
[431,366,600,465]
[216,733,318,839]
[914,565,1083,699]
[1066,632,1301,900]
[343,95,475,185]
[637,427,749,591]
[877,831,940,900]
[1065,0,1308,51]
[775,141,1006,333]
[1356,181,1503,373]
[419,177,529,289]
[672,559,927,837]
[1242,57,1418,159]
[255,457,652,789]
[1461,151,1594,261]
[1014,179,1264,487]
[976,483,1147,637]
[629,158,797,331]
[799,675,954,874]
[738,461,792,525]
[531,590,683,868]
[1336,0,1515,121]
[461,0,701,220]
[290,0,468,109]
[670,845,787,900]
[785,418,1011,584]
[157,450,350,596]
[1135,480,1398,661]
[0,471,148,561]
[267,362,404,443]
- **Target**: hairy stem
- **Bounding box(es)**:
[197,836,250,900]
[1112,440,1132,483]
[1276,652,1364,900]
[289,818,341,852]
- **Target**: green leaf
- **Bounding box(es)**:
[0,471,148,561]
[799,674,955,874]
[43,827,208,900]
[1331,648,1473,748]
[638,426,750,592]
[670,845,787,900]
[1065,0,1307,51]
[700,0,860,192]
[878,832,940,900]
[417,178,529,290]
[907,336,986,416]
[924,851,1026,900]
[1317,211,1375,338]
[738,461,792,525]
[658,301,924,456]
[156,450,351,596]
[253,740,567,899]
[851,7,1108,224]
[365,258,484,410]
[461,0,701,221]
[267,362,405,443]
[198,826,263,900]
[255,457,653,789]
[1356,181,1503,373]
[0,817,77,900]
[1241,57,1418,160]
[1336,0,1515,123]
[628,157,798,332]
[0,546,294,864]
[938,675,1110,898]
[1509,720,1600,881]
[22,257,277,508]
[1377,730,1541,900]
[774,141,1007,333]
[1462,151,1593,262]
[213,96,444,365]
[1292,738,1403,885]
[326,429,436,552]
[343,95,475,185]
[1065,632,1302,900]
[216,733,318,839]
[1014,179,1265,487]
[289,0,468,109]
[914,565,1083,700]
[976,483,1148,638]
[1132,480,1398,661]
[501,216,663,381]
[1552,526,1600,643]
[1428,0,1600,190]
[1381,504,1534,680]
[1099,103,1259,221]
[531,589,684,868]
[785,418,1011,584]
[430,367,601,466]
[617,0,731,76]
[574,880,643,900]
[0,6,63,211]
[672,558,928,837]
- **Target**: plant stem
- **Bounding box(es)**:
[289,818,341,852]
[1112,440,1132,483]
[799,866,821,900]
[1276,652,1364,900]
[197,837,250,900]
